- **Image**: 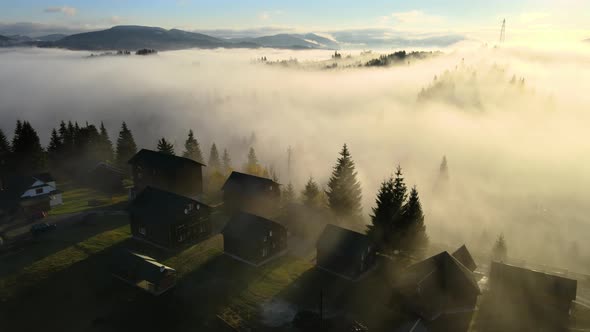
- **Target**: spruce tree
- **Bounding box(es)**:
[47,128,62,154]
[302,177,321,209]
[326,144,362,221]
[399,186,428,252]
[492,234,508,262]
[439,156,449,180]
[245,147,260,175]
[115,122,137,168]
[208,143,221,170]
[0,128,11,175]
[182,130,203,163]
[157,138,175,155]
[367,176,396,250]
[11,121,45,173]
[98,122,114,162]
[221,148,232,174]
[282,182,296,206]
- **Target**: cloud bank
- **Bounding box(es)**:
[0,44,589,270]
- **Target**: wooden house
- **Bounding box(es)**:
[222,212,287,266]
[128,149,204,199]
[221,171,280,217]
[485,261,577,331]
[110,250,177,295]
[392,251,480,332]
[316,224,376,281]
[452,244,477,272]
[129,186,211,249]
[0,173,62,216]
[87,162,125,193]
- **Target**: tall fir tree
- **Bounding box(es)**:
[11,121,45,174]
[0,128,11,176]
[98,122,114,162]
[399,186,428,252]
[282,182,295,206]
[302,177,321,209]
[367,176,397,250]
[115,122,137,168]
[157,138,175,155]
[221,148,232,174]
[182,130,203,163]
[325,144,362,221]
[492,234,508,262]
[245,147,261,176]
[208,143,221,170]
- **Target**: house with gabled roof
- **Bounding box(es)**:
[128,149,204,199]
[221,171,280,217]
[485,261,577,331]
[316,224,376,281]
[392,251,480,332]
[110,249,177,295]
[129,186,211,249]
[0,173,62,216]
[452,244,477,272]
[222,212,287,266]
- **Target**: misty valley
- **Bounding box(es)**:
[1,41,590,332]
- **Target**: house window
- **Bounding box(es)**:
[35,188,43,194]
[139,226,147,235]
[263,236,268,242]
[269,230,273,237]
[177,224,187,242]
[262,247,268,257]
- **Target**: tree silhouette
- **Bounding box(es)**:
[245,147,261,176]
[492,233,508,262]
[157,138,175,155]
[0,128,11,175]
[98,122,114,162]
[302,177,322,209]
[367,176,397,250]
[115,122,137,168]
[399,186,428,252]
[221,148,232,174]
[11,120,45,174]
[326,144,362,222]
[182,130,203,163]
[208,143,221,170]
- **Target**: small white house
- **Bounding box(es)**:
[1,173,63,210]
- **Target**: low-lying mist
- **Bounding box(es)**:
[1,44,589,271]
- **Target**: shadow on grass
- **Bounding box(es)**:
[0,214,131,279]
[274,261,408,332]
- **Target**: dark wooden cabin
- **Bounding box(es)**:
[128,149,204,199]
[392,251,481,332]
[484,261,577,332]
[87,162,125,193]
[452,244,477,272]
[110,250,177,295]
[316,224,376,281]
[221,171,280,217]
[222,212,287,266]
[129,186,211,249]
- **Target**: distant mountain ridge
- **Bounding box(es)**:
[0,25,340,51]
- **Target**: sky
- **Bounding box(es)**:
[0,0,589,44]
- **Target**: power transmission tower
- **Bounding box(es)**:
[499,19,506,43]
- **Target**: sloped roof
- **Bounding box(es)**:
[395,251,480,320]
[222,211,284,238]
[129,186,209,225]
[221,171,279,192]
[128,148,205,169]
[489,261,577,303]
[34,172,55,183]
[316,224,372,256]
[452,244,477,272]
[395,318,429,332]
[111,249,175,283]
[92,162,125,175]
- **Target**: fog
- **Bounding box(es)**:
[1,44,589,270]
